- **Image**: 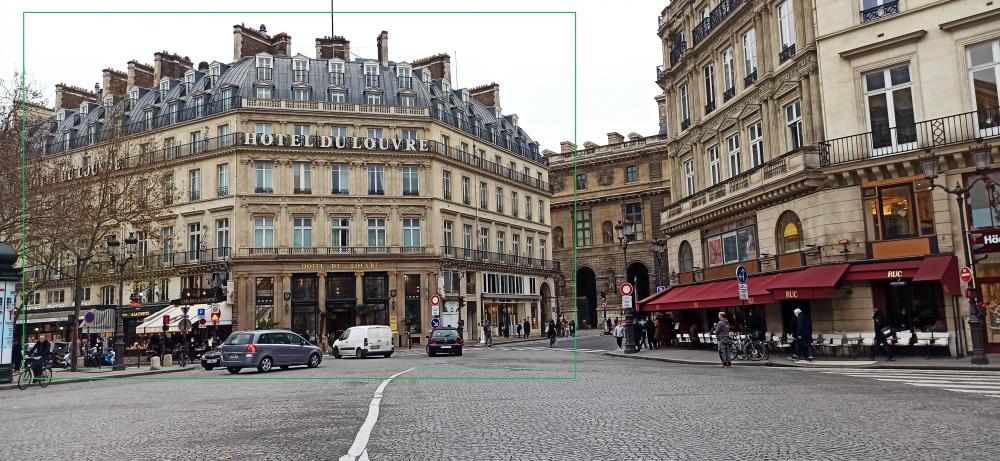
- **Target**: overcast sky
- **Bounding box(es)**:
[3,0,665,151]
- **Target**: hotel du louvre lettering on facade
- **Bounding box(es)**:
[20,25,556,346]
[639,0,1000,357]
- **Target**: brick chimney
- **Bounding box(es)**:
[233,24,291,60]
[102,68,128,97]
[153,51,194,83]
[412,53,451,84]
[559,141,576,154]
[607,132,624,144]
[583,141,598,149]
[127,60,154,88]
[54,84,97,110]
[469,83,500,108]
[376,31,389,68]
[316,35,350,60]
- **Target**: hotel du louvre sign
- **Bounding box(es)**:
[243,133,431,153]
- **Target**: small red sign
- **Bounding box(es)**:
[430,294,441,306]
[619,283,634,297]
[960,267,973,283]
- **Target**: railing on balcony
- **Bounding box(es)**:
[669,41,688,66]
[134,247,231,270]
[820,106,1000,166]
[293,187,312,195]
[189,190,201,201]
[368,188,385,196]
[705,101,716,114]
[861,0,899,23]
[331,188,349,195]
[238,246,429,257]
[723,87,735,102]
[217,186,229,197]
[779,44,796,64]
[441,247,554,271]
[429,107,548,166]
[402,189,419,196]
[692,0,744,46]
[255,186,274,194]
[744,70,758,87]
[681,118,691,130]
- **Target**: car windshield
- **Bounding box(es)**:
[339,329,351,341]
[225,333,254,345]
[432,329,458,338]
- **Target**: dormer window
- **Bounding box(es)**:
[292,58,309,83]
[494,107,502,121]
[159,78,170,99]
[128,88,139,108]
[256,55,273,81]
[461,90,469,103]
[329,89,347,103]
[364,63,379,88]
[79,102,89,115]
[183,71,196,92]
[420,69,430,83]
[103,94,114,110]
[209,63,221,87]
[328,59,345,86]
[441,80,450,93]
[55,109,65,123]
[396,65,412,89]
[400,94,415,107]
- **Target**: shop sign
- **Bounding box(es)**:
[243,133,431,152]
[121,309,156,319]
[972,229,1000,253]
[300,262,379,270]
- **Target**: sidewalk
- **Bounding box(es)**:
[1,365,196,391]
[467,328,606,347]
[604,346,1000,371]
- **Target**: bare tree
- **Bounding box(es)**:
[0,73,50,249]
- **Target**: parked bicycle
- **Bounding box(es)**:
[17,355,53,390]
[731,333,769,362]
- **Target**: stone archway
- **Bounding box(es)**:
[575,266,598,329]
[627,262,651,302]
[540,282,552,324]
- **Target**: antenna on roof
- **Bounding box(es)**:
[454,51,458,88]
[330,0,335,37]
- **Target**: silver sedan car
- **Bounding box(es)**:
[220,330,323,374]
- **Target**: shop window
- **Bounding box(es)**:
[863,180,935,241]
[776,211,802,254]
[877,281,946,332]
[678,241,694,272]
[704,226,757,267]
[968,171,1000,228]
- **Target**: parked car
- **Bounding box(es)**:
[426,328,463,357]
[200,347,222,370]
[219,330,323,374]
[331,325,394,359]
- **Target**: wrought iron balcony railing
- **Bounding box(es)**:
[779,44,796,64]
[723,87,735,102]
[705,101,716,114]
[681,118,691,130]
[670,41,688,66]
[238,246,429,257]
[861,0,899,23]
[744,70,758,88]
[255,186,274,194]
[440,246,554,271]
[691,0,744,46]
[217,186,229,197]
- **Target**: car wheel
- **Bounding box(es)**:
[280,365,290,370]
[257,356,273,373]
[202,365,215,371]
[227,367,241,374]
[332,347,341,359]
[428,350,436,357]
[384,352,392,358]
[308,353,321,368]
[357,348,366,359]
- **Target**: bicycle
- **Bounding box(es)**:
[17,355,53,390]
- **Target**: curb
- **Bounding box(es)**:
[603,351,1000,371]
[1,366,196,391]
[468,333,606,348]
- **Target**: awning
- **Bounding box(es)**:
[136,302,232,333]
[641,274,780,311]
[135,305,176,334]
[766,264,849,300]
[912,255,960,295]
[843,259,923,281]
[80,308,115,334]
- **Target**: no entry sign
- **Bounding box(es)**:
[619,283,634,297]
[960,267,973,283]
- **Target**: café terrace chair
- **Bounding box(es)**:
[917,331,950,359]
[893,331,916,356]
[859,332,877,359]
[843,332,864,358]
[770,333,793,355]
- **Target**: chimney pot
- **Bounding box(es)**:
[377,31,389,68]
[607,132,624,144]
[559,141,576,154]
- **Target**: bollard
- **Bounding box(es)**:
[163,354,173,367]
[149,356,161,370]
[76,357,86,369]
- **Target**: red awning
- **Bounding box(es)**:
[766,264,849,300]
[913,255,960,295]
[641,274,779,311]
[842,259,923,281]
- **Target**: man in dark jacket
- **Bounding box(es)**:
[747,310,767,341]
[793,308,813,362]
[871,307,895,361]
[522,319,531,338]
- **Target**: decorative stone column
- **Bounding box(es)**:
[317,272,327,349]
[355,271,365,325]
[278,272,291,329]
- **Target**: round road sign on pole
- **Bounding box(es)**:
[430,318,441,329]
[83,310,95,324]
[619,283,634,297]
[736,265,748,283]
[960,267,973,283]
[430,294,441,306]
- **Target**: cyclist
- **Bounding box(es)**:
[28,339,51,375]
[547,320,558,347]
[714,312,733,368]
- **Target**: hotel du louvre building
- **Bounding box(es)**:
[639,0,1000,357]
[22,25,555,346]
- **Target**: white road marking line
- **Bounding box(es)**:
[338,368,414,461]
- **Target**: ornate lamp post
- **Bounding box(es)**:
[106,232,138,371]
[652,238,666,289]
[615,220,638,354]
[919,143,992,365]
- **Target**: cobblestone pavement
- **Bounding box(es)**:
[1,345,998,460]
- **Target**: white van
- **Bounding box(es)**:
[331,325,394,359]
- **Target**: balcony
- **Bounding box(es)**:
[779,44,796,64]
[705,100,716,114]
[368,189,385,196]
[189,190,201,201]
[429,107,548,166]
[669,41,688,67]
[681,118,691,130]
[331,188,349,195]
[691,0,744,46]
[723,87,735,102]
[238,246,430,257]
[133,247,231,270]
[255,186,274,194]
[293,187,312,195]
[861,0,899,23]
[664,148,824,227]
[444,191,452,200]
[820,107,1000,166]
[744,70,758,88]
[217,186,229,197]
[441,247,555,271]
[403,190,419,196]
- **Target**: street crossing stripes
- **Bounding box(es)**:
[493,346,607,354]
[788,367,1000,398]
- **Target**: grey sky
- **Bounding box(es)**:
[3,0,665,152]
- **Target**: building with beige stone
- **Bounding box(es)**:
[19,26,555,348]
[641,0,1000,358]
[547,134,670,329]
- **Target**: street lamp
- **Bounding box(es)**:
[919,143,993,365]
[615,220,638,354]
[106,232,138,371]
[652,238,666,288]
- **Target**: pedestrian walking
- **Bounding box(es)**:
[523,319,531,338]
[482,320,494,347]
[646,317,658,349]
[871,307,896,361]
[715,312,733,368]
[688,323,701,349]
[547,320,558,347]
[793,308,814,362]
[516,322,523,338]
[613,322,625,350]
[569,320,576,336]
[605,318,613,335]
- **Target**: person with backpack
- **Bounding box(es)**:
[714,312,733,368]
[547,320,558,347]
[871,307,896,361]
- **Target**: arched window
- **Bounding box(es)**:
[602,221,614,244]
[553,227,564,249]
[678,241,694,272]
[776,211,803,253]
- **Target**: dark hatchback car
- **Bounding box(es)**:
[426,328,464,357]
[220,330,323,373]
[200,347,222,370]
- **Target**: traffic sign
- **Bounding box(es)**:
[622,295,633,310]
[619,283,634,297]
[430,294,441,306]
[601,301,608,309]
[210,312,220,325]
[736,265,748,283]
[83,310,95,324]
[960,267,974,283]
[432,305,440,316]
[738,283,749,301]
[197,308,206,316]
[211,304,221,314]
[656,285,666,293]
[430,318,441,329]
[178,318,192,333]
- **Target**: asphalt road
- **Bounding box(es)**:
[2,341,999,460]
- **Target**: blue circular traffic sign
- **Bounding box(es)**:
[83,311,95,324]
[736,265,748,283]
[430,318,441,329]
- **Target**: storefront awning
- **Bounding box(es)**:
[641,274,780,311]
[912,255,960,295]
[80,308,115,334]
[843,255,961,295]
[766,264,849,300]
